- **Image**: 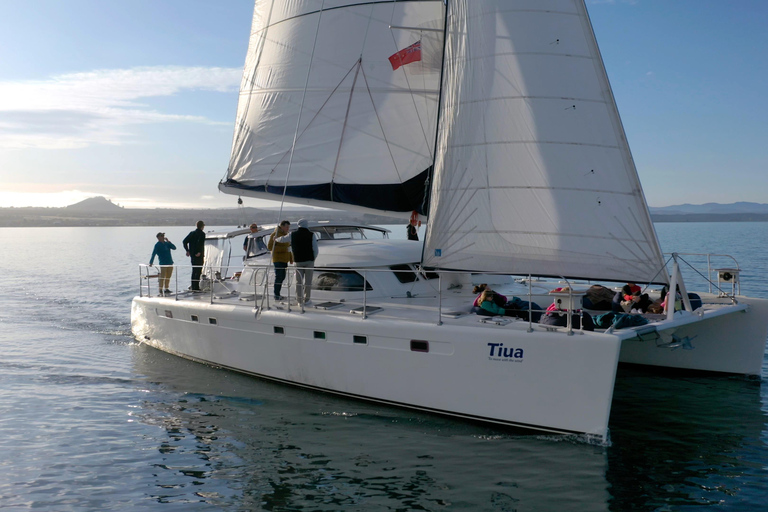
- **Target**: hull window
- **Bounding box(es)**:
[208,318,218,325]
[353,335,367,345]
[315,271,372,292]
[191,315,199,322]
[410,340,429,353]
[274,326,285,335]
[314,331,326,340]
[164,310,173,319]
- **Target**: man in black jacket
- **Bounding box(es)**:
[183,220,206,291]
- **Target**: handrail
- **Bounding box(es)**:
[141,261,746,332]
[136,263,556,328]
[662,252,741,294]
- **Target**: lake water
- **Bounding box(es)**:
[1,223,767,511]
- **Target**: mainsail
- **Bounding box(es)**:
[223,0,667,284]
[221,0,445,215]
[422,0,667,283]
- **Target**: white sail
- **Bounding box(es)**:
[222,0,445,215]
[422,0,667,283]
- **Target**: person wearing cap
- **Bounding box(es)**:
[149,232,176,296]
[275,218,318,305]
[183,220,206,291]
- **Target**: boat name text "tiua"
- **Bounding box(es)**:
[487,343,524,361]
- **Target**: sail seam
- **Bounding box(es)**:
[250,0,443,35]
[435,185,637,196]
[448,141,621,150]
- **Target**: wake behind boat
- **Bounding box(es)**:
[131,0,768,442]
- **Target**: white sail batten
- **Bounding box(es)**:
[222,0,445,214]
[422,0,667,283]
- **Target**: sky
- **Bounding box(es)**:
[0,0,766,209]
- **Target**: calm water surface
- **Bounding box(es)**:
[1,223,767,511]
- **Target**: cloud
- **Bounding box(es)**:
[0,66,240,149]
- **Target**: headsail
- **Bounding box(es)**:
[221,0,445,216]
[422,0,667,283]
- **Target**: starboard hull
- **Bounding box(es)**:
[619,295,768,376]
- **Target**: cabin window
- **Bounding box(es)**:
[390,264,418,283]
[209,318,217,325]
[314,270,372,292]
[311,226,367,240]
[164,310,173,319]
[353,335,367,345]
[410,340,429,353]
[191,315,199,322]
[314,331,326,340]
[274,326,285,334]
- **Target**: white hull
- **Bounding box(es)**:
[131,297,622,440]
[131,289,768,441]
[619,294,768,375]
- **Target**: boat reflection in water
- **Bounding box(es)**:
[132,343,767,510]
[131,343,611,511]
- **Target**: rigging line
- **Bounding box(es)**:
[278,0,326,222]
[265,62,362,179]
[226,0,277,180]
[360,66,402,183]
[676,255,730,296]
[330,59,364,202]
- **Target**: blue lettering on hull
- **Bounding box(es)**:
[487,343,524,362]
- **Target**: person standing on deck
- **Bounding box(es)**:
[183,220,206,291]
[275,218,318,305]
[268,220,293,301]
[149,232,176,296]
[407,222,419,241]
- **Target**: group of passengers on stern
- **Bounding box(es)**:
[148,218,318,305]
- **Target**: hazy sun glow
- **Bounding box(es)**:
[0,190,107,208]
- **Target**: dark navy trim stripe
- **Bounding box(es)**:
[223,167,431,214]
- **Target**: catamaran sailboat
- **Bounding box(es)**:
[131,0,768,442]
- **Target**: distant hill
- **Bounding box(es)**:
[650,202,768,216]
[66,196,124,212]
[648,202,768,222]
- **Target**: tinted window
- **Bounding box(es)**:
[390,264,417,283]
[314,271,372,292]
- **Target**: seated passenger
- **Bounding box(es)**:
[472,284,507,308]
[617,282,652,313]
[473,290,542,322]
[540,304,595,331]
[476,289,507,316]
